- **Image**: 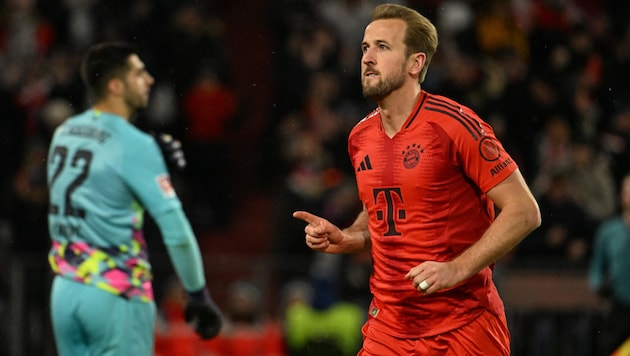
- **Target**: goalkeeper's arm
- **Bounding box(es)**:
[154,208,223,339]
[154,208,205,291]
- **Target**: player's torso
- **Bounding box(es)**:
[350,114,489,263]
[348,95,511,337]
[352,124,448,241]
[47,110,159,300]
[47,110,139,247]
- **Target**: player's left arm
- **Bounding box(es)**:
[407,169,541,293]
[450,169,541,279]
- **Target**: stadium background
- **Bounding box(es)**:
[1,0,630,355]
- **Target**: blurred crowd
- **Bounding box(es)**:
[1,0,630,354]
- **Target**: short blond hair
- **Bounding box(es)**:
[371,4,439,83]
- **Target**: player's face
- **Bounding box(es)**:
[361,19,409,101]
[122,54,154,111]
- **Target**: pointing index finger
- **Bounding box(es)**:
[292,211,320,225]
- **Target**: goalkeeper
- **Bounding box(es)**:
[46,41,222,356]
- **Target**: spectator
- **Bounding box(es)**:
[281,279,364,356]
[600,107,630,186]
[567,136,617,224]
[204,281,286,356]
[157,279,286,356]
[180,62,238,231]
[474,0,529,62]
[531,115,574,196]
[517,171,594,267]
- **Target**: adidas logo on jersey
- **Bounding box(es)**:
[356,155,373,171]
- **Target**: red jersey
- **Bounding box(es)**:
[348,90,517,338]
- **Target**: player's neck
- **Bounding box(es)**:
[92,97,133,121]
[378,85,422,137]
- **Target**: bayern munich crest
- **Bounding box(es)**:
[402,143,423,169]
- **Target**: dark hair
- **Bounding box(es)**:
[80,42,137,100]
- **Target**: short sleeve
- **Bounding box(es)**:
[452,108,517,193]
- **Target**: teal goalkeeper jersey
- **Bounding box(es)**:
[589,216,630,306]
[47,109,180,302]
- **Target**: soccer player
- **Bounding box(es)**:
[47,41,222,356]
[293,4,541,355]
[589,171,630,355]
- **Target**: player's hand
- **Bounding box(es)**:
[293,210,343,252]
[153,132,186,171]
[184,288,223,339]
[405,261,464,295]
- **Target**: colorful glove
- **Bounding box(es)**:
[184,288,223,339]
[153,132,186,171]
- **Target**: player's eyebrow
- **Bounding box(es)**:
[362,39,392,50]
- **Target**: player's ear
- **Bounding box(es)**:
[107,78,124,96]
[409,52,426,77]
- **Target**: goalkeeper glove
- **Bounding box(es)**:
[153,132,187,171]
[184,288,223,339]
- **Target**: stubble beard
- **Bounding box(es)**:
[362,66,407,102]
[123,85,150,114]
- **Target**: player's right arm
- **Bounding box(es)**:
[156,209,223,339]
[293,207,371,254]
[122,130,222,338]
[154,208,206,291]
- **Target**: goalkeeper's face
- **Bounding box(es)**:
[122,54,154,111]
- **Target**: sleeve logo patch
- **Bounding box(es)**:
[156,174,175,198]
[479,137,501,162]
